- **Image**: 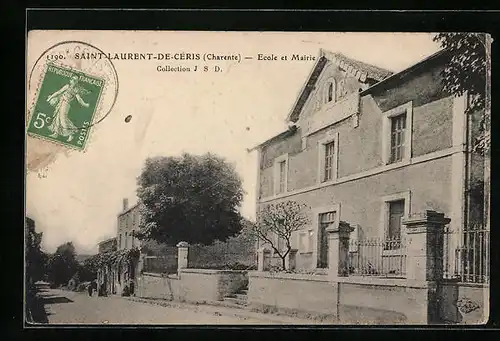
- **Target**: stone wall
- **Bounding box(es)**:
[248,272,338,316]
[137,269,247,303]
[136,272,178,300]
[247,272,452,324]
[337,278,428,324]
[457,283,489,324]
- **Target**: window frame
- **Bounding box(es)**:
[317,132,339,184]
[387,200,405,241]
[390,114,407,163]
[273,153,289,195]
[324,140,336,181]
[323,79,337,104]
[381,101,413,165]
[380,191,411,254]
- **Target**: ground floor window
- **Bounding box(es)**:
[387,199,404,244]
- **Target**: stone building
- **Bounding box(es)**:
[117,198,142,251]
[98,237,117,254]
[96,198,143,296]
[251,48,487,290]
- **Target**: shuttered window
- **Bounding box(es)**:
[390,114,406,163]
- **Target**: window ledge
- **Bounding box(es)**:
[318,178,338,185]
[385,158,410,166]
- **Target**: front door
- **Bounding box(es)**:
[318,211,336,268]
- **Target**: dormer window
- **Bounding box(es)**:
[324,80,336,104]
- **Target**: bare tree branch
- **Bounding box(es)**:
[254,201,309,269]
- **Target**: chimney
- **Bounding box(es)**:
[123,198,129,211]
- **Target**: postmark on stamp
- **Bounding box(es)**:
[27,63,105,150]
[26,39,119,171]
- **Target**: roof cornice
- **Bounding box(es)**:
[286,49,394,123]
[359,48,449,96]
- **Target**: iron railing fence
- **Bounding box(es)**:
[455,228,490,284]
[347,236,407,278]
[443,225,489,284]
[143,255,178,274]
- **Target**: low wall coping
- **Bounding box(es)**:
[142,272,179,280]
[249,271,439,289]
[180,268,248,275]
[142,272,163,277]
[457,282,490,289]
[336,276,418,288]
[248,271,330,283]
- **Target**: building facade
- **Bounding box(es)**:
[253,49,487,284]
[117,198,142,251]
[97,198,144,296]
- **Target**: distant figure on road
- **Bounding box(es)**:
[88,280,97,297]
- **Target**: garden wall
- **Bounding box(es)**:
[456,283,489,324]
[248,271,338,316]
[137,269,247,303]
[247,272,455,324]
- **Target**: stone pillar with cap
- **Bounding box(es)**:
[176,241,189,271]
[326,221,355,280]
[257,247,271,272]
[403,210,450,283]
[403,210,454,324]
[285,249,298,270]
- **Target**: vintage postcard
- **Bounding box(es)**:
[25,31,491,326]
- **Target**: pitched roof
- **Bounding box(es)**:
[286,49,394,123]
[118,202,141,217]
[247,125,298,152]
[324,50,394,81]
[360,49,449,96]
[98,237,116,245]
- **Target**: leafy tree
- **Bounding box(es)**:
[46,242,80,287]
[25,217,48,284]
[253,201,309,270]
[78,259,98,282]
[136,153,245,245]
[433,33,490,154]
[433,33,491,231]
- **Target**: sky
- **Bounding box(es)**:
[26,32,442,254]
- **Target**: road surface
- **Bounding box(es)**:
[39,288,324,325]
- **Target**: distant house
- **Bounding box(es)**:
[117,198,142,251]
[97,198,143,296]
[98,237,117,254]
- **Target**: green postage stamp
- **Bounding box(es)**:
[27,63,105,150]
